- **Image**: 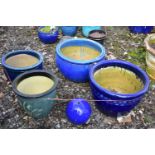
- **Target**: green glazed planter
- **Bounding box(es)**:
[12,70,58,119]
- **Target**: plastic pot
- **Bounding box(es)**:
[144,34,155,80]
[1,50,43,81]
[82,26,102,37]
[88,30,106,45]
[12,70,58,119]
[89,60,150,116]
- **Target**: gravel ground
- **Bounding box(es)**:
[0,26,155,129]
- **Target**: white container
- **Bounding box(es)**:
[144,34,155,80]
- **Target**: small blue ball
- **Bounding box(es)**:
[66,98,92,125]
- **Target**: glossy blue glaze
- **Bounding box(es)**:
[61,26,78,36]
[89,60,150,116]
[1,50,43,81]
[82,26,102,37]
[66,98,92,125]
[38,26,59,44]
[56,38,106,82]
[12,70,58,119]
[129,26,153,34]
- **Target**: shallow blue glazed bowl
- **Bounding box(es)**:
[61,26,78,36]
[38,26,59,44]
[1,50,43,81]
[12,70,58,119]
[82,26,102,37]
[129,26,153,34]
[89,60,150,116]
[56,38,106,82]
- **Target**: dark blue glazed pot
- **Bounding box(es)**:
[12,70,58,119]
[38,26,59,44]
[1,50,43,81]
[129,26,153,34]
[89,60,150,116]
[56,38,106,82]
[61,26,78,36]
[82,26,102,37]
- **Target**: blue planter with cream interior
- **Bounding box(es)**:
[89,60,150,116]
[56,38,106,82]
[1,50,43,81]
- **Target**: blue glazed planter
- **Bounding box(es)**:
[1,50,43,81]
[12,70,58,119]
[38,26,59,44]
[89,60,150,116]
[129,26,154,34]
[82,26,102,37]
[61,26,78,36]
[56,38,106,82]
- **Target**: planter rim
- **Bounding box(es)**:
[1,50,43,71]
[89,60,150,99]
[12,70,58,98]
[38,26,59,36]
[144,33,155,56]
[56,38,106,64]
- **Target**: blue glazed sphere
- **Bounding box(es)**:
[66,98,92,125]
[38,26,59,44]
[129,26,153,34]
[61,26,78,36]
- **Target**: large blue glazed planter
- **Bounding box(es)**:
[12,70,58,119]
[129,26,154,34]
[82,26,102,37]
[89,60,150,116]
[61,26,78,36]
[1,50,43,81]
[56,38,106,82]
[38,26,59,44]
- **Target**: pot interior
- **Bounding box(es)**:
[5,52,39,68]
[89,30,106,39]
[14,71,57,96]
[17,75,54,95]
[94,66,144,94]
[61,45,100,61]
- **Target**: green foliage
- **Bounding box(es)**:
[149,80,155,90]
[40,26,51,33]
[144,115,153,124]
[40,26,57,33]
[125,46,146,70]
